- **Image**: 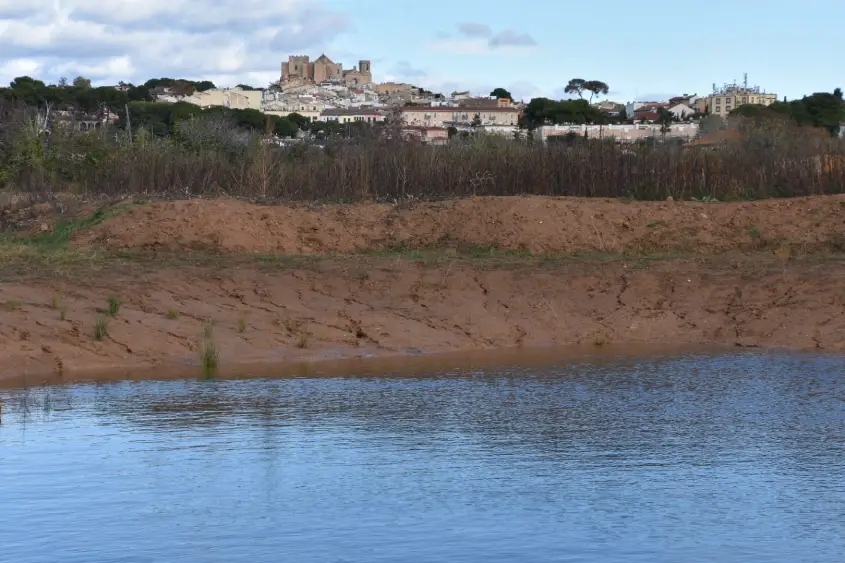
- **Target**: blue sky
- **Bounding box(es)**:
[1,0,841,102]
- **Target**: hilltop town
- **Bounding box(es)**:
[2,54,843,145]
[141,55,798,144]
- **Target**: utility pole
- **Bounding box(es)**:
[125,104,132,141]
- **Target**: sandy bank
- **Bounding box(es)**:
[3,194,845,383]
[2,256,844,384]
[72,195,845,255]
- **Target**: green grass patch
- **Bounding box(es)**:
[199,322,220,378]
[0,203,141,277]
[360,241,533,261]
[93,316,108,341]
[297,329,309,349]
[106,296,120,317]
[14,203,136,251]
[3,299,23,311]
[166,308,179,320]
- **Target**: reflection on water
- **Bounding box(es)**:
[1,351,844,563]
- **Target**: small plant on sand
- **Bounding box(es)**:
[237,316,247,333]
[3,300,23,311]
[106,296,121,317]
[199,321,220,377]
[94,316,108,341]
[59,306,67,321]
[745,225,761,239]
[50,294,60,310]
[166,308,179,320]
[297,328,309,349]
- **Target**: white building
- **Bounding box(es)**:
[533,123,699,143]
[319,108,385,124]
[667,103,696,120]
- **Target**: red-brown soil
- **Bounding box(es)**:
[73,195,845,255]
[2,195,845,384]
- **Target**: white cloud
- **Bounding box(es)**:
[0,0,351,86]
[428,38,491,55]
[489,30,536,48]
[391,60,427,79]
[429,23,539,55]
[456,22,492,38]
[382,70,545,102]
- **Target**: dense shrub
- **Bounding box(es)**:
[1,103,843,202]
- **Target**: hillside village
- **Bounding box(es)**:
[6,53,844,144]
[136,54,803,144]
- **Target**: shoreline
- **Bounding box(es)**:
[3,193,845,387]
[3,254,844,388]
[0,343,759,389]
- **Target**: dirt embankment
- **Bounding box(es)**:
[2,195,845,382]
[73,195,845,255]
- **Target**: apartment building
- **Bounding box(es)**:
[399,106,519,128]
[319,108,385,124]
[402,126,449,145]
[182,87,262,111]
[533,123,700,143]
[705,85,777,117]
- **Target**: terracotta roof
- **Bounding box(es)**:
[633,111,660,121]
[683,128,743,147]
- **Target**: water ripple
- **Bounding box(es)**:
[1,351,843,562]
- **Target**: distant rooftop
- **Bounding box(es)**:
[321,107,382,116]
[400,106,518,112]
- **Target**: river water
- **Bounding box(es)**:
[1,350,844,562]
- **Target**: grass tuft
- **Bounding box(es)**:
[237,316,247,333]
[199,322,220,378]
[106,295,120,317]
[166,308,179,320]
[297,328,309,349]
[50,294,60,310]
[94,316,108,341]
[3,299,23,311]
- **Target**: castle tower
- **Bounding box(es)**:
[282,55,311,82]
[359,60,372,74]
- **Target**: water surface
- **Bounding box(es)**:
[1,351,844,562]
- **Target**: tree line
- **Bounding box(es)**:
[4,74,842,139]
[729,89,844,136]
[0,75,360,139]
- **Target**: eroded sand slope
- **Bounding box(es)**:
[73,195,845,255]
[2,195,845,381]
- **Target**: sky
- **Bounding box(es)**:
[0,0,841,103]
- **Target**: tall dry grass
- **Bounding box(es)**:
[2,103,843,203]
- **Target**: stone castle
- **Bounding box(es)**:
[281,54,372,87]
